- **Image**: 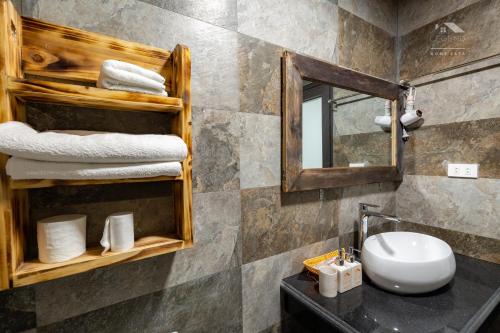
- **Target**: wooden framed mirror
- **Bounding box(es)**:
[281,51,406,192]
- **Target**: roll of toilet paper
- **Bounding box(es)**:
[37,214,86,264]
[100,212,134,254]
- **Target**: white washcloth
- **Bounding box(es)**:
[0,121,187,163]
[97,60,168,96]
[6,157,182,180]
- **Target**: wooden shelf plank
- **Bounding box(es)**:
[12,235,187,287]
[9,175,183,190]
[7,78,183,113]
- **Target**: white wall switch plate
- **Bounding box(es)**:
[447,163,479,178]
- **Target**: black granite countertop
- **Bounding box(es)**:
[281,254,500,333]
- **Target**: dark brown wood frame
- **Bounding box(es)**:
[281,51,405,192]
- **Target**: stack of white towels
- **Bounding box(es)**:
[97,60,168,96]
[0,121,187,180]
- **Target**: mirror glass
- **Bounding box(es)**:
[302,80,392,169]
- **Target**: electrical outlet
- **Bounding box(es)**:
[447,163,479,178]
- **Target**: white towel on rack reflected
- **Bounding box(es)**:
[0,121,187,163]
[6,157,182,180]
[97,60,168,96]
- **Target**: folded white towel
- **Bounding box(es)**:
[101,60,165,84]
[0,121,187,163]
[6,157,182,180]
[98,78,168,96]
[97,60,168,96]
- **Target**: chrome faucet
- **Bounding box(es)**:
[358,203,401,251]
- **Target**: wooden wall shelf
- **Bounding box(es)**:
[9,174,183,190]
[13,235,185,287]
[8,78,184,113]
[0,0,193,289]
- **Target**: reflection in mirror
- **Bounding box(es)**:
[302,80,392,169]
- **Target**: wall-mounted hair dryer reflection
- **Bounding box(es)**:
[374,100,391,132]
[400,87,424,129]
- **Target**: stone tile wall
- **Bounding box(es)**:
[396,0,500,265]
[2,1,399,332]
[9,1,500,333]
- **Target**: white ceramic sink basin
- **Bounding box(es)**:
[361,232,456,294]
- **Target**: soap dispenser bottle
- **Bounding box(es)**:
[334,249,352,293]
[347,247,362,288]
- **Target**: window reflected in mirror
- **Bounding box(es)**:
[302,80,392,169]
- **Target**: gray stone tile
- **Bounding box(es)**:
[339,182,397,234]
[0,286,36,333]
[334,96,388,136]
[237,0,338,63]
[333,131,392,167]
[11,0,22,13]
[398,0,480,35]
[395,221,500,265]
[339,221,394,250]
[399,0,500,80]
[396,175,500,240]
[138,0,237,30]
[410,55,500,86]
[35,190,241,326]
[38,269,242,333]
[241,187,340,263]
[151,190,242,288]
[192,108,241,193]
[337,8,396,81]
[239,34,283,116]
[403,119,499,179]
[338,220,499,264]
[258,323,282,333]
[35,258,160,327]
[24,0,239,112]
[340,220,500,265]
[411,67,500,127]
[241,187,283,263]
[242,238,338,333]
[240,113,281,189]
[284,189,340,251]
[338,0,397,35]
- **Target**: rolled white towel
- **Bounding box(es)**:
[0,121,187,163]
[6,157,182,180]
[97,60,168,96]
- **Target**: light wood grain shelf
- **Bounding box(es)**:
[9,174,183,189]
[0,0,193,289]
[8,78,183,113]
[13,235,187,287]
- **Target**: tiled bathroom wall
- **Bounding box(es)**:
[1,0,498,332]
[2,1,398,332]
[395,0,500,264]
